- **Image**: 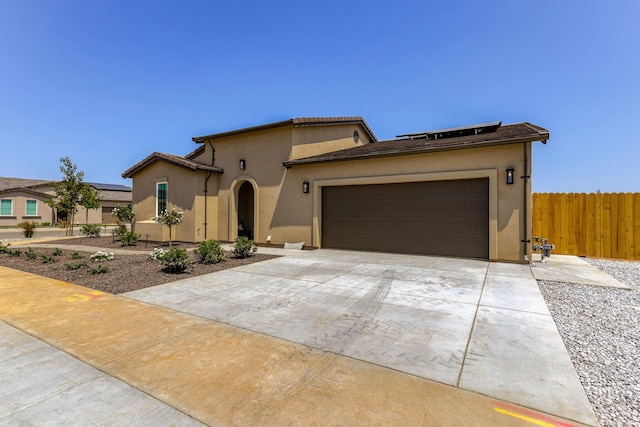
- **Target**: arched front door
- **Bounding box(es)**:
[237,181,254,240]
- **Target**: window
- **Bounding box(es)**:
[156,182,167,216]
[1,199,13,216]
[26,199,37,216]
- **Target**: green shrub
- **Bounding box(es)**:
[80,224,101,238]
[90,251,114,262]
[0,242,10,254]
[17,221,37,238]
[65,262,87,270]
[8,249,23,257]
[88,265,109,275]
[233,236,257,259]
[71,252,83,259]
[118,231,140,247]
[41,222,51,227]
[157,247,191,274]
[26,248,37,260]
[41,254,56,263]
[194,240,225,264]
[52,248,63,256]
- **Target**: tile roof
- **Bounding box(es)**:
[284,122,549,168]
[191,116,377,143]
[122,152,223,178]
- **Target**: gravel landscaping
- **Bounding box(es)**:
[538,258,640,427]
[0,236,277,294]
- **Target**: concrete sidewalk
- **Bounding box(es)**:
[0,262,596,426]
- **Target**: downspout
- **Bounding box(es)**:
[522,142,531,261]
[203,141,216,240]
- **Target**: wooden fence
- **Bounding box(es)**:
[532,193,640,260]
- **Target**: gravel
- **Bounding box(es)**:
[538,258,640,427]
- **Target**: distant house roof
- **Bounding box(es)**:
[0,186,50,198]
[191,116,378,144]
[122,152,223,178]
[284,122,549,168]
[0,177,50,191]
[0,177,131,202]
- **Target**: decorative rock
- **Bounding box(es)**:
[283,242,305,250]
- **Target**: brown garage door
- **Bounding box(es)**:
[322,178,489,259]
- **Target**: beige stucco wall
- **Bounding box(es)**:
[129,161,220,243]
[128,123,534,262]
[261,142,532,263]
[0,191,55,226]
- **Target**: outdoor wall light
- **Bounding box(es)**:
[302,181,310,194]
[506,167,515,185]
[239,159,246,170]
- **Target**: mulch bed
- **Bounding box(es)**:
[0,237,277,294]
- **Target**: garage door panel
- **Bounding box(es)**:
[322,179,489,259]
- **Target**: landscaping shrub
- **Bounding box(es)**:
[0,242,10,254]
[8,249,23,257]
[155,247,191,274]
[52,248,63,256]
[91,251,114,262]
[194,240,225,264]
[41,254,56,263]
[65,262,87,270]
[17,221,37,238]
[80,224,101,238]
[88,265,109,275]
[233,236,257,259]
[71,252,83,259]
[41,222,51,227]
[118,231,140,247]
[26,248,37,260]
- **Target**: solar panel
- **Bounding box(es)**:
[87,182,132,191]
[396,121,501,140]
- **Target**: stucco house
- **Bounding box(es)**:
[123,117,549,263]
[0,177,132,227]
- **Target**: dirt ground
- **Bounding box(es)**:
[0,237,277,294]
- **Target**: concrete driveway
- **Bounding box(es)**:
[125,248,598,426]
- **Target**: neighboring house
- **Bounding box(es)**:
[123,117,549,263]
[0,177,132,227]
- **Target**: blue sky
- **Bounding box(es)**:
[1,1,638,193]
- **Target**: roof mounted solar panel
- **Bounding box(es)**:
[396,121,502,140]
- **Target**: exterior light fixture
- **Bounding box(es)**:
[506,167,515,185]
[302,181,310,194]
[239,159,246,170]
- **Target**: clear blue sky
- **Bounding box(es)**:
[1,1,638,193]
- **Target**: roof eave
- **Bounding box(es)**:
[283,133,549,168]
[122,153,223,178]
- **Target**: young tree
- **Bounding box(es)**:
[112,204,136,233]
[155,208,183,247]
[45,157,94,236]
[80,185,101,225]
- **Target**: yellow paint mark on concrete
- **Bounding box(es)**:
[494,407,563,427]
[63,291,105,302]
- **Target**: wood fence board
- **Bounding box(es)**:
[625,193,634,260]
[610,193,619,259]
[618,194,627,259]
[594,193,602,257]
[579,193,587,257]
[634,193,640,260]
[603,193,611,258]
[587,193,596,257]
[559,193,568,253]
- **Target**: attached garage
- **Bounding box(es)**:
[322,178,489,259]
